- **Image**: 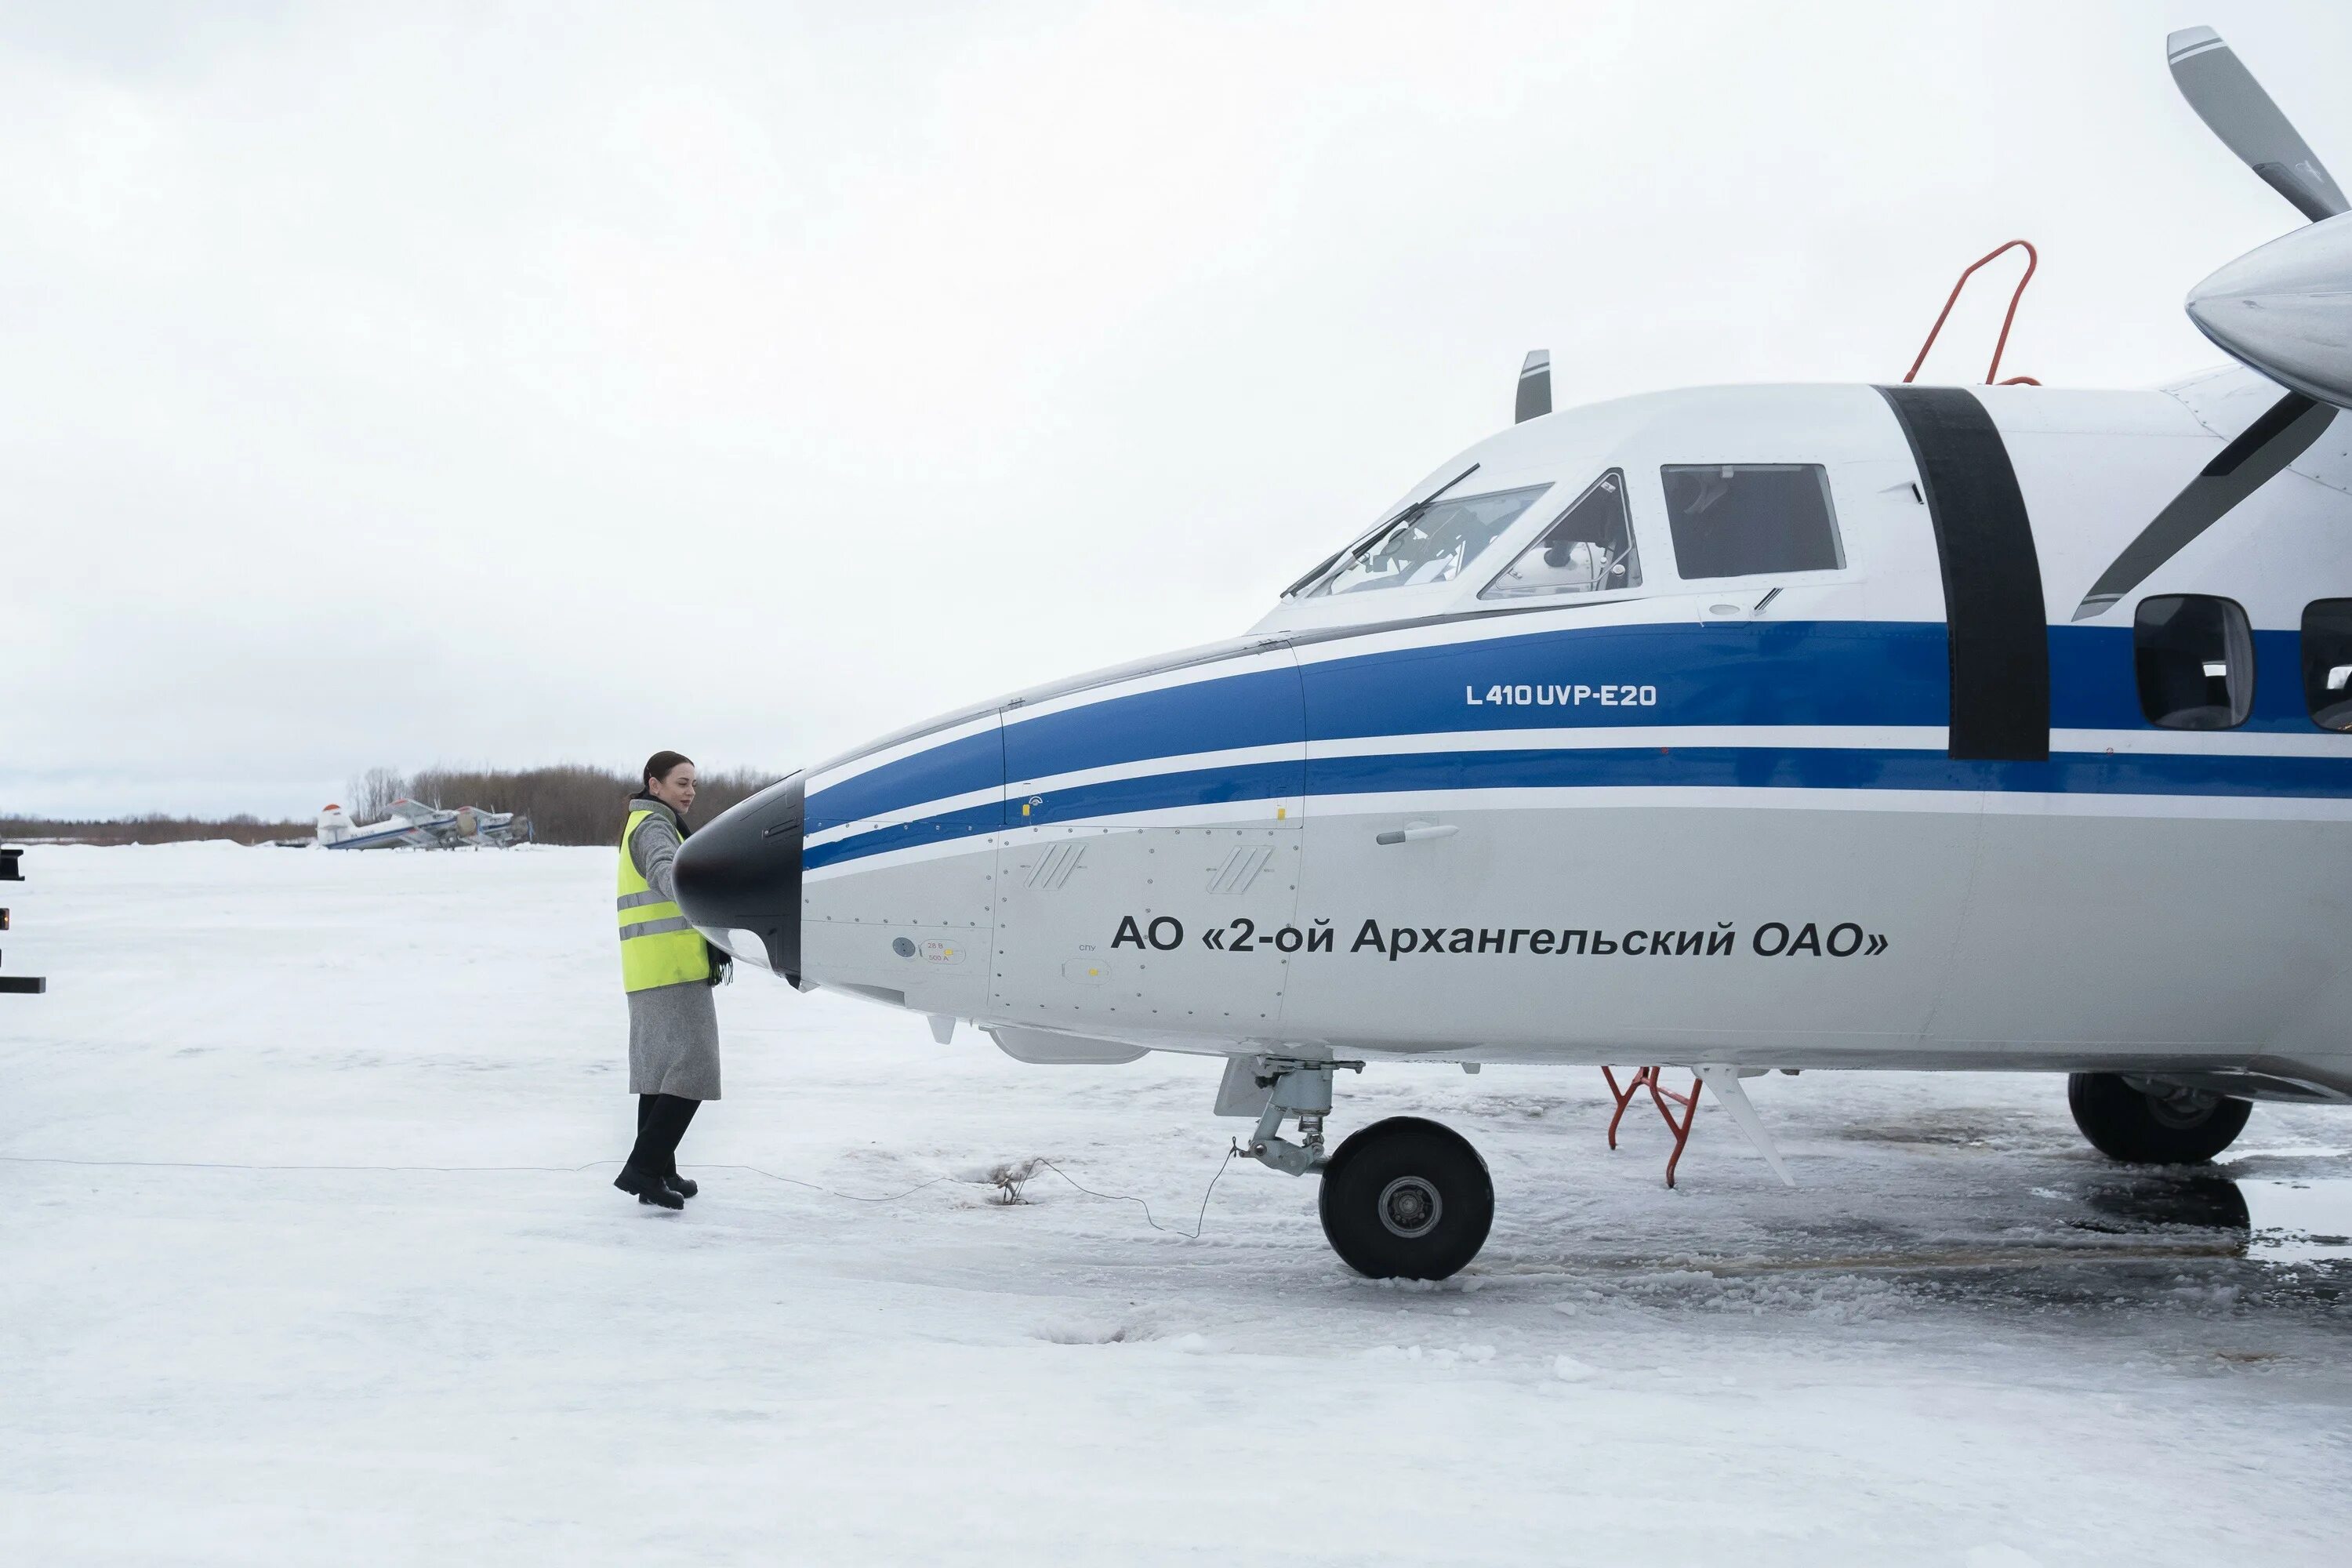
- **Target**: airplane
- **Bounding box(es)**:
[673,27,2352,1279]
[316,799,531,851]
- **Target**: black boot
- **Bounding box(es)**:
[650,1095,702,1200]
[615,1163,684,1209]
[622,1094,700,1207]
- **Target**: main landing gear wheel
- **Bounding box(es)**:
[1318,1116,1494,1280]
[2067,1073,2251,1164]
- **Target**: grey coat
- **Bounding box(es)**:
[624,797,722,1101]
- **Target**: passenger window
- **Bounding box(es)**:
[2135,594,2253,730]
[2302,599,2352,731]
[1481,470,1639,600]
[1661,463,1844,579]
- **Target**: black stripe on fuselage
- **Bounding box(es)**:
[1875,385,2050,761]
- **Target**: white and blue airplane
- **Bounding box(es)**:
[677,27,2352,1279]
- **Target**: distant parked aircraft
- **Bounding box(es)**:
[316,800,530,851]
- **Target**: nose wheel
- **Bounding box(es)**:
[1317,1116,1494,1279]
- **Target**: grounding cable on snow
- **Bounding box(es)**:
[0,1149,1240,1240]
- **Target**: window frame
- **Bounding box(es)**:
[1476,468,1646,604]
[2132,592,2256,732]
[1656,461,1849,585]
[2299,597,2352,733]
[1295,481,1556,601]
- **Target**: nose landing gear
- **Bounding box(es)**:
[1228,1056,1495,1279]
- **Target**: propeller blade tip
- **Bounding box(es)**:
[2168,26,2221,61]
[1515,349,1552,423]
[2071,595,2120,622]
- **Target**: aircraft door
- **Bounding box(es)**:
[991,643,1306,1044]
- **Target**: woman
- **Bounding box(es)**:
[613,750,730,1209]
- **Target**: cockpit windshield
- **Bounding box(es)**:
[1300,484,1552,597]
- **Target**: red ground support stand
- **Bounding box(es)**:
[1602,1065,1704,1188]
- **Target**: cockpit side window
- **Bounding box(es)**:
[1661,463,1844,579]
[1305,484,1552,597]
[1479,470,1639,600]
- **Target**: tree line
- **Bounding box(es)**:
[381,763,784,846]
[2,764,785,848]
[0,814,311,847]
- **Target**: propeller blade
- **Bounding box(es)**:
[1515,349,1551,423]
[2071,389,2336,620]
[2168,27,2347,223]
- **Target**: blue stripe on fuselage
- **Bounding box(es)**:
[1003,664,1305,782]
[2050,625,2311,731]
[803,619,2352,865]
[805,728,1004,836]
[1303,622,2325,739]
[801,799,1008,870]
[804,743,2352,873]
[1302,620,1950,737]
[803,760,1307,872]
[1308,746,2352,799]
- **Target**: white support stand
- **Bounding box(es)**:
[1693,1066,1796,1187]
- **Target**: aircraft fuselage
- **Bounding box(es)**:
[683,373,2352,1098]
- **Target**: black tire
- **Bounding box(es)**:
[2067,1073,2252,1164]
[1317,1116,1494,1279]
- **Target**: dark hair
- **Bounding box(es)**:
[640,750,694,796]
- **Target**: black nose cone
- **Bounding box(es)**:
[675,771,803,985]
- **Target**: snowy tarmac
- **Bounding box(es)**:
[5,844,2352,1565]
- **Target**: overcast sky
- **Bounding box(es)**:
[2,1,2346,820]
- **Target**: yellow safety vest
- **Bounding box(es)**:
[618,809,712,993]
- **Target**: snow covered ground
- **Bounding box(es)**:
[5,844,2352,1566]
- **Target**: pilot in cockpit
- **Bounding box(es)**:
[1481,470,1640,599]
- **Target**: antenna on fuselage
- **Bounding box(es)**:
[1515,350,1551,423]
